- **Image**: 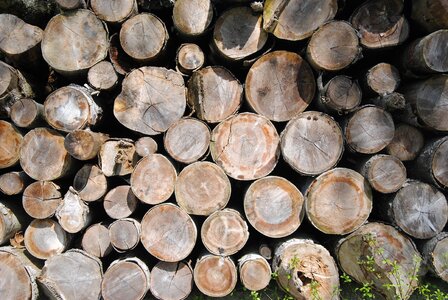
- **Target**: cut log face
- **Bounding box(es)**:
[238,254,271,291]
[366,63,401,95]
[194,255,237,298]
[22,181,62,219]
[164,118,210,164]
[319,75,362,113]
[421,232,448,282]
[108,218,141,253]
[150,261,193,300]
[245,51,315,122]
[120,13,168,63]
[0,172,26,195]
[38,250,103,300]
[411,0,448,33]
[213,7,268,60]
[273,239,340,300]
[305,168,372,235]
[135,137,158,157]
[210,113,280,181]
[73,164,108,202]
[175,161,231,216]
[431,138,448,189]
[173,0,213,36]
[201,209,249,256]
[99,139,139,177]
[263,0,338,41]
[55,187,91,234]
[344,105,395,154]
[0,202,22,245]
[103,185,138,219]
[24,219,68,260]
[187,66,242,123]
[114,66,186,135]
[176,44,205,75]
[20,128,72,181]
[10,98,43,128]
[90,0,137,24]
[307,21,360,71]
[141,203,196,262]
[281,111,344,175]
[87,61,118,91]
[0,61,18,98]
[81,223,112,258]
[386,123,424,161]
[42,9,109,75]
[244,176,304,238]
[0,120,22,169]
[65,130,109,161]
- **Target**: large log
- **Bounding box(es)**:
[386,123,425,161]
[0,120,23,169]
[108,218,141,253]
[64,129,108,160]
[22,181,62,219]
[87,61,119,92]
[316,75,362,115]
[81,223,112,258]
[98,138,138,177]
[0,171,29,195]
[150,261,193,300]
[176,44,205,76]
[238,254,271,291]
[103,185,138,219]
[55,187,92,234]
[173,0,213,37]
[24,219,69,260]
[420,232,448,283]
[10,98,44,128]
[73,164,108,202]
[0,201,25,245]
[90,0,137,24]
[411,0,448,33]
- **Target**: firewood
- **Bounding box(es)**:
[108,33,136,76]
[108,218,141,253]
[135,137,158,157]
[420,232,448,283]
[194,254,237,297]
[172,0,213,37]
[90,0,137,24]
[259,244,272,260]
[316,75,362,114]
[176,44,205,75]
[24,219,69,260]
[55,187,92,234]
[103,185,138,219]
[411,0,448,33]
[238,254,271,291]
[0,120,22,169]
[55,0,86,10]
[81,223,112,258]
[10,98,44,128]
[366,63,401,95]
[0,171,29,195]
[0,201,25,245]
[22,181,62,219]
[150,261,193,300]
[73,164,108,202]
[386,123,425,161]
[87,61,119,92]
[98,138,138,177]
[65,130,108,161]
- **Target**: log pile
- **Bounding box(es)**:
[0,1,447,299]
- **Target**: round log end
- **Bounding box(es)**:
[176,44,205,75]
[24,219,68,260]
[87,61,118,91]
[194,255,237,297]
[173,0,213,36]
[10,98,41,128]
[0,172,25,195]
[150,261,193,300]
[81,223,112,258]
[103,185,138,219]
[108,219,140,253]
[323,75,362,113]
[73,164,108,202]
[367,63,401,95]
[0,120,22,169]
[364,155,407,193]
[23,181,62,219]
[386,123,424,161]
[239,254,271,291]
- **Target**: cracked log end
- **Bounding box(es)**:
[22,181,62,219]
[194,255,237,298]
[150,261,193,300]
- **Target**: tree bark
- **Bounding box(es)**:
[81,223,112,258]
[65,129,108,161]
[10,98,44,128]
[238,254,271,291]
[173,0,213,37]
[316,75,361,114]
[103,185,138,219]
[0,201,25,245]
[420,232,448,283]
[0,120,23,169]
[90,0,137,24]
[22,181,62,219]
[55,187,92,234]
[411,0,448,33]
[135,137,158,157]
[0,171,29,195]
[385,123,425,161]
[87,61,119,92]
[73,164,108,202]
[108,218,141,253]
[98,138,139,177]
[176,44,205,75]
[150,261,193,300]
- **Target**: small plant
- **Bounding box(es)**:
[355,282,375,299]
[310,279,322,300]
[250,290,261,300]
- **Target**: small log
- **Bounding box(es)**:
[87,61,119,92]
[135,137,158,157]
[98,138,139,177]
[350,0,409,49]
[316,75,362,114]
[366,63,401,96]
[305,168,372,235]
[150,261,193,300]
[120,13,168,63]
[210,113,280,181]
[90,0,137,24]
[73,164,108,202]
[344,105,395,154]
[0,201,24,245]
[175,161,231,216]
[108,218,141,253]
[81,223,112,258]
[0,120,22,169]
[273,239,340,300]
[194,254,237,298]
[173,0,213,37]
[420,232,448,282]
[201,208,249,256]
[10,98,44,128]
[212,7,267,61]
[130,154,176,205]
[259,244,272,260]
[245,51,315,122]
[55,0,86,10]
[24,219,69,260]
[0,171,28,195]
[176,44,205,75]
[55,187,92,234]
[386,123,424,161]
[41,9,109,76]
[411,0,448,33]
[238,254,271,291]
[336,222,423,300]
[244,176,304,238]
[114,66,186,135]
[164,118,210,164]
[101,257,150,300]
[306,21,361,71]
[281,111,343,175]
[263,0,338,41]
[141,203,196,262]
[103,185,138,219]
[38,249,103,300]
[22,181,62,219]
[187,66,242,123]
[108,33,136,76]
[358,154,407,194]
[65,129,108,161]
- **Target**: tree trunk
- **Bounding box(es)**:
[281,111,344,175]
[385,123,425,161]
[176,44,205,75]
[0,201,25,245]
[90,0,137,24]
[365,63,401,96]
[316,75,361,114]
[305,168,372,235]
[210,112,280,181]
[244,176,305,238]
[56,187,92,234]
[245,51,315,122]
[0,120,23,169]
[150,261,193,300]
[108,218,141,253]
[135,137,158,157]
[0,171,29,195]
[10,98,44,128]
[55,0,86,10]
[87,61,119,92]
[238,254,271,291]
[73,164,108,202]
[81,223,112,258]
[411,0,448,33]
[22,181,62,219]
[103,185,138,219]
[175,161,231,216]
[259,244,272,260]
[173,0,213,37]
[141,203,197,262]
[65,129,108,161]
[98,138,139,177]
[420,232,448,283]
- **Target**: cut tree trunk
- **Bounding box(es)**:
[263,0,338,41]
[272,239,340,300]
[0,171,29,195]
[0,201,25,245]
[103,185,138,219]
[81,223,112,258]
[210,112,280,181]
[98,138,139,177]
[65,129,108,161]
[108,218,141,253]
[90,0,137,24]
[176,44,205,75]
[386,123,425,161]
[0,120,22,169]
[55,187,92,234]
[22,181,62,219]
[87,61,119,92]
[259,244,272,260]
[420,232,448,283]
[141,203,196,262]
[411,0,448,33]
[10,98,44,128]
[194,254,237,298]
[316,75,362,114]
[281,111,344,175]
[187,66,242,123]
[238,254,271,291]
[135,137,158,157]
[244,176,305,238]
[305,168,372,235]
[150,261,193,300]
[173,0,213,37]
[366,63,401,96]
[245,51,315,122]
[73,164,108,202]
[175,161,231,216]
[55,0,86,10]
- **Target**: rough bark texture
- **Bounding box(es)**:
[22,181,62,219]
[194,254,237,297]
[24,218,68,260]
[150,261,193,300]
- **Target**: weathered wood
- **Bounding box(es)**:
[103,185,138,219]
[38,249,103,300]
[141,203,196,262]
[0,120,22,169]
[101,257,150,300]
[386,123,425,161]
[42,9,109,76]
[420,232,448,282]
[91,0,137,24]
[114,66,186,135]
[210,113,280,181]
[305,168,372,235]
[273,239,340,300]
[22,181,62,219]
[175,161,231,216]
[73,164,108,202]
[87,61,119,92]
[150,261,193,300]
[0,171,28,195]
[55,0,86,10]
[65,129,108,161]
[244,176,304,238]
[55,187,92,234]
[281,111,344,175]
[173,0,213,37]
[176,44,205,75]
[263,0,337,41]
[0,201,24,245]
[366,63,401,95]
[245,51,315,122]
[371,92,406,112]
[316,75,362,114]
[10,98,44,128]
[194,254,237,298]
[98,138,139,177]
[259,244,272,260]
[24,219,69,260]
[164,118,210,164]
[187,66,242,123]
[108,218,141,253]
[135,137,157,157]
[108,33,136,76]
[81,223,112,258]
[238,254,271,291]
[411,0,448,33]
